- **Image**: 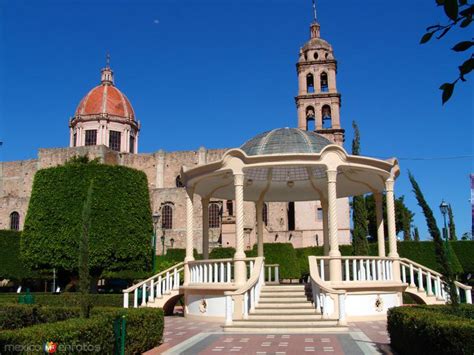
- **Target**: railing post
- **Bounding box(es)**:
[352,259,357,281]
[166,272,170,292]
[401,265,406,283]
[371,260,376,281]
[220,262,224,283]
[123,292,129,308]
[417,268,424,292]
[320,260,325,281]
[141,284,147,306]
[250,285,255,311]
[344,260,350,281]
[174,268,179,289]
[366,260,371,280]
[275,265,279,284]
[249,261,254,277]
[243,291,249,319]
[157,276,162,297]
[338,293,346,326]
[377,260,382,281]
[465,289,472,304]
[268,265,272,282]
[134,289,138,308]
[426,272,433,296]
[227,262,231,282]
[214,263,218,282]
[435,275,441,298]
[225,295,233,325]
[149,279,155,302]
[203,264,208,283]
[409,264,415,287]
[360,259,365,281]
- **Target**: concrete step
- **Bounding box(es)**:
[258,298,310,303]
[260,291,307,297]
[227,319,339,327]
[262,285,305,292]
[256,302,314,309]
[252,308,318,315]
[247,314,325,321]
[223,326,348,333]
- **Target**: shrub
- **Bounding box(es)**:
[209,247,236,259]
[450,241,474,274]
[247,243,300,279]
[0,231,37,280]
[0,293,122,308]
[0,308,163,354]
[0,305,81,330]
[21,162,153,276]
[387,305,474,355]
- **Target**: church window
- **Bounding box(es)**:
[73,133,77,147]
[263,203,268,226]
[313,52,319,60]
[129,135,135,153]
[85,130,97,146]
[306,106,315,131]
[320,72,328,92]
[288,202,295,231]
[226,200,233,216]
[209,203,221,228]
[306,74,314,93]
[162,204,173,230]
[109,131,121,151]
[322,105,332,128]
[175,175,184,187]
[10,212,20,231]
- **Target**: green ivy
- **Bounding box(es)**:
[21,162,153,276]
[0,231,38,280]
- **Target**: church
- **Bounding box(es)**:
[0,18,351,254]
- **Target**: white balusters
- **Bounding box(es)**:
[352,260,357,281]
[227,262,231,282]
[141,284,147,306]
[243,291,249,319]
[345,260,350,281]
[123,292,129,308]
[426,272,433,296]
[417,268,424,292]
[409,264,415,287]
[401,265,406,283]
[149,279,155,301]
[466,289,472,304]
[320,259,325,281]
[275,265,280,283]
[134,288,138,308]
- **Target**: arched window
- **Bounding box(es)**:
[288,202,295,231]
[322,105,332,128]
[306,106,315,131]
[162,204,173,230]
[10,212,20,231]
[209,203,221,228]
[306,73,314,93]
[263,203,268,226]
[175,175,184,188]
[320,72,328,92]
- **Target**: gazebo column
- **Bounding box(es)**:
[374,192,386,257]
[327,169,342,282]
[385,178,401,281]
[256,199,264,257]
[201,197,210,259]
[184,189,195,285]
[322,200,329,256]
[234,173,247,286]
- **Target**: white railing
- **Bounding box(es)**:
[314,256,394,282]
[400,258,472,304]
[224,257,265,325]
[265,264,279,284]
[189,258,258,285]
[122,262,184,308]
[308,256,346,325]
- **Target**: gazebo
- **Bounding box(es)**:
[123,128,471,329]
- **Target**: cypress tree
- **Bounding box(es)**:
[79,180,93,318]
[408,172,458,307]
[448,204,457,240]
[413,226,420,242]
[351,121,369,255]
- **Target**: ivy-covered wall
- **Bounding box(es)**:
[0,231,37,280]
[21,162,153,276]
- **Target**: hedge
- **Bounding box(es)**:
[387,305,474,355]
[0,305,81,330]
[0,293,122,308]
[0,231,37,280]
[0,308,163,354]
[246,243,300,279]
[449,241,474,274]
[209,247,236,259]
[21,161,153,276]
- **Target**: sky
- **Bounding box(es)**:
[0,0,472,239]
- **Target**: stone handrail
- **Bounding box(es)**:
[224,257,265,325]
[399,258,472,303]
[309,256,346,325]
[122,262,184,308]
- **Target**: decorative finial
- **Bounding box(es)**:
[312,0,318,22]
[101,53,114,85]
[106,52,111,69]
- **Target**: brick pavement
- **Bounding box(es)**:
[146,317,392,354]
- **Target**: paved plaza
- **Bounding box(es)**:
[146,316,392,355]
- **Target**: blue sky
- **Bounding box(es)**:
[0,0,472,239]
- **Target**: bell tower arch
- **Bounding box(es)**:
[295,9,345,145]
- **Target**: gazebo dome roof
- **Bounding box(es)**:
[240,128,333,156]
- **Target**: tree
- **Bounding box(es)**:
[79,181,93,318]
[420,0,473,104]
[448,204,458,240]
[21,158,153,280]
[351,121,369,255]
[408,172,459,306]
[413,226,421,241]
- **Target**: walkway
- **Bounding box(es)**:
[145,316,392,354]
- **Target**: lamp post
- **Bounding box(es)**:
[152,213,160,273]
[439,200,450,258]
[161,232,165,256]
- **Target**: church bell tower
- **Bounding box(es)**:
[295,5,345,145]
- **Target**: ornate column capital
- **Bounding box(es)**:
[234,173,245,186]
[326,169,338,182]
[385,178,395,192]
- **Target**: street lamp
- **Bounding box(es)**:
[152,213,160,272]
[439,200,450,260]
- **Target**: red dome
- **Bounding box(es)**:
[75,67,135,121]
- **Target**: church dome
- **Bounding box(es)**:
[74,66,135,121]
[240,128,332,156]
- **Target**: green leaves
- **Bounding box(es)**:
[452,40,474,51]
[440,82,455,104]
[420,31,435,44]
[459,57,474,77]
[444,0,459,21]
